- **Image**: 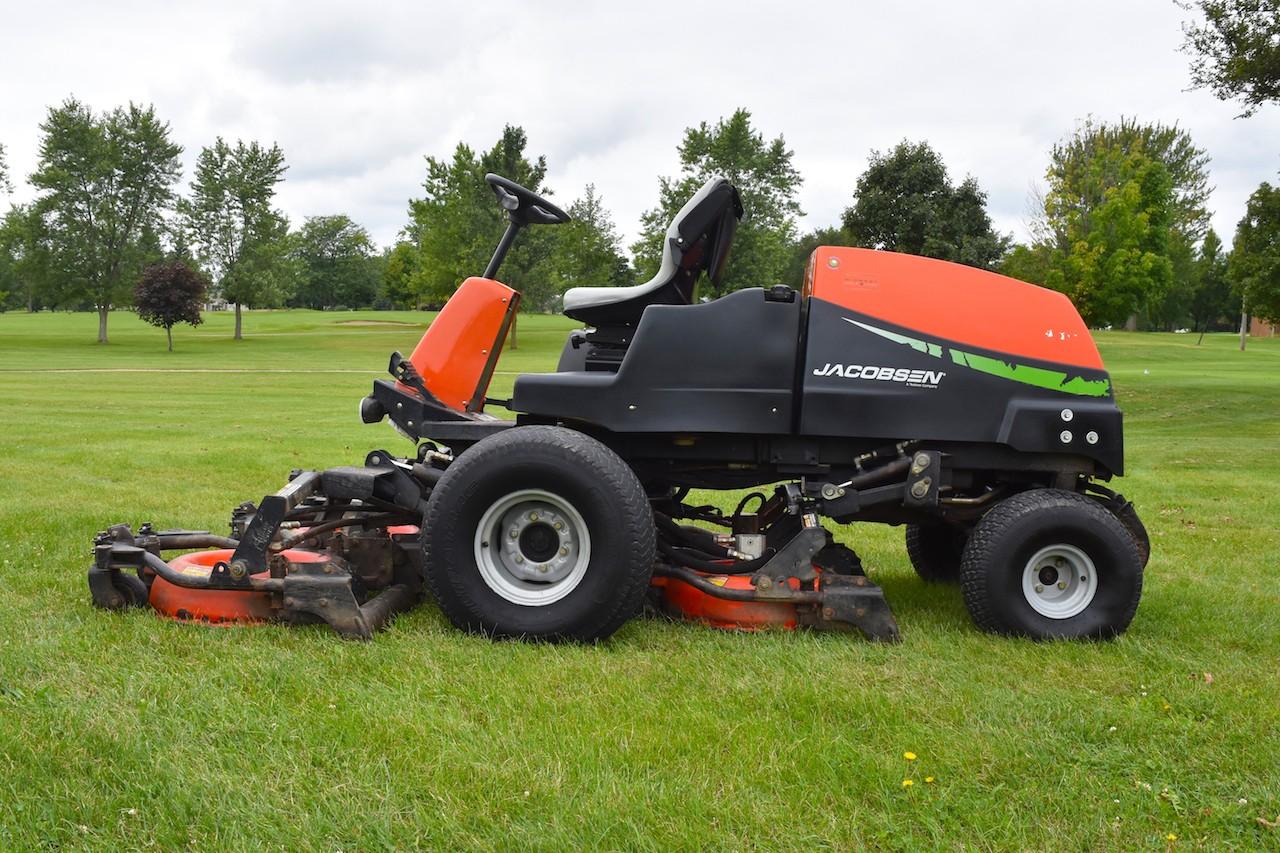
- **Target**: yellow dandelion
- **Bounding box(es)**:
[1166,833,1177,841]
[925,776,935,784]
[903,751,917,761]
[902,779,914,788]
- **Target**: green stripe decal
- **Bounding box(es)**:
[847,320,931,354]
[844,317,1110,397]
[949,350,1110,397]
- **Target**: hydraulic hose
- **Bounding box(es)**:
[278,512,417,550]
[656,539,774,575]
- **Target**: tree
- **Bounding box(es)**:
[540,184,634,311]
[1043,118,1211,243]
[0,142,11,194]
[182,138,289,339]
[134,261,207,351]
[30,99,182,342]
[1182,0,1280,116]
[1190,228,1234,343]
[408,125,554,303]
[290,215,379,309]
[1229,181,1280,350]
[382,241,425,309]
[1047,148,1175,327]
[784,226,850,288]
[842,141,1009,269]
[1016,120,1207,327]
[0,205,54,312]
[633,109,802,297]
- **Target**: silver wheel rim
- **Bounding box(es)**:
[1021,543,1097,619]
[473,489,591,606]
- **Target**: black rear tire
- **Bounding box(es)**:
[960,489,1142,639]
[814,543,864,576]
[423,425,655,642]
[112,573,150,608]
[1104,496,1151,568]
[905,523,967,583]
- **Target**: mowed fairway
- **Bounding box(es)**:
[1,309,1278,851]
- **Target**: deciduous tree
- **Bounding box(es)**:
[633,109,802,297]
[541,184,634,311]
[182,138,289,339]
[30,99,182,342]
[1015,120,1208,327]
[0,142,11,194]
[1229,181,1280,350]
[134,261,208,351]
[783,226,850,288]
[842,141,1008,269]
[382,241,425,309]
[290,215,379,309]
[1190,229,1233,343]
[0,205,53,312]
[1182,0,1280,116]
[408,126,555,305]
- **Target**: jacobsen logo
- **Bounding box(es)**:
[812,363,946,388]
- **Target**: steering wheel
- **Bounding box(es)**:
[485,173,571,226]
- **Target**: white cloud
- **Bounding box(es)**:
[2,0,1277,253]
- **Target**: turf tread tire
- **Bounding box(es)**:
[904,523,966,583]
[960,488,1142,639]
[814,543,864,576]
[112,572,150,608]
[423,426,655,642]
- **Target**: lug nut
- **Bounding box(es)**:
[509,528,519,539]
[1057,581,1067,590]
[553,521,563,531]
[559,547,569,557]
[1035,584,1044,593]
[529,512,539,522]
[514,555,524,564]
[538,564,549,573]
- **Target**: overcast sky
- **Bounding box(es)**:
[2,1,1278,253]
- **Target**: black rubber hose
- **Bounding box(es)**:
[656,540,773,575]
[733,491,767,516]
[155,533,239,550]
[279,512,416,550]
[653,513,729,556]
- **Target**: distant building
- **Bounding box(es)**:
[1250,316,1277,337]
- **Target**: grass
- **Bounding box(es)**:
[1,309,1278,851]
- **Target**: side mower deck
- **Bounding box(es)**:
[88,446,901,641]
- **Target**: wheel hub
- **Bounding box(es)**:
[1021,544,1097,619]
[475,489,591,605]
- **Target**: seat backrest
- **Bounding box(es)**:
[654,175,744,300]
[561,176,743,324]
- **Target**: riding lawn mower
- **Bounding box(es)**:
[88,173,1149,642]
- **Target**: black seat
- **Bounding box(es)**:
[562,176,743,326]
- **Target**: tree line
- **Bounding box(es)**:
[0,0,1276,346]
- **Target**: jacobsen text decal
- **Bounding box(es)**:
[812,363,945,388]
